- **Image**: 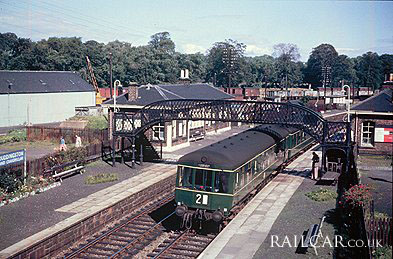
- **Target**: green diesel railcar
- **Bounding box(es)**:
[175,124,312,227]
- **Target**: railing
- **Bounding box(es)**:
[113,99,350,146]
[363,201,393,257]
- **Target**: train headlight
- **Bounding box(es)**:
[177,202,181,206]
[224,208,227,212]
[175,205,187,217]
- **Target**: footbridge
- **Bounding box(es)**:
[112,99,353,172]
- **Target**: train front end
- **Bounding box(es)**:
[175,165,234,228]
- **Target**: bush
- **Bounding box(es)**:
[342,184,372,208]
[306,188,337,202]
[86,116,108,130]
[374,246,392,259]
[0,172,20,193]
[0,129,26,144]
[46,146,88,167]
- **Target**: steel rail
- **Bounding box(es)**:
[64,193,175,259]
[110,211,176,258]
[151,230,189,259]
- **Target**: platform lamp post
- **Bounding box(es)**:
[112,80,122,167]
[342,84,351,122]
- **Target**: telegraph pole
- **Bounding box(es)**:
[109,52,113,97]
[322,65,331,109]
[222,45,236,88]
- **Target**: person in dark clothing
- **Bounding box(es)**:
[311,152,320,180]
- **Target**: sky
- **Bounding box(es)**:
[0,0,392,61]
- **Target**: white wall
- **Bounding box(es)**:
[0,92,95,127]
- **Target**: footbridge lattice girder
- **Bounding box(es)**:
[113,99,350,147]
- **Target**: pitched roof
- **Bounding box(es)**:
[0,71,95,94]
[351,89,393,113]
[178,125,297,170]
[103,83,233,106]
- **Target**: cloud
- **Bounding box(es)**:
[182,43,206,54]
[336,47,359,53]
[245,44,272,56]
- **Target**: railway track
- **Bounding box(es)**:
[62,142,315,259]
[148,231,215,258]
[63,194,176,259]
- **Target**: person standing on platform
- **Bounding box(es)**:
[311,152,320,180]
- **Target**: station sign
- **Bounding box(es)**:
[0,150,26,167]
[375,127,393,143]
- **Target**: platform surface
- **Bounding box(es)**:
[0,163,176,258]
[198,149,322,259]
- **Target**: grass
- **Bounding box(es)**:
[85,173,118,185]
[305,188,337,202]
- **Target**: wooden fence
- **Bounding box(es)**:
[26,126,109,144]
[363,201,393,257]
[3,141,115,179]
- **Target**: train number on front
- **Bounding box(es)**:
[195,194,208,205]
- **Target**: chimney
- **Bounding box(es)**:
[179,69,191,84]
[128,83,138,101]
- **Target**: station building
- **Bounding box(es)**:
[0,71,96,128]
[351,88,393,155]
[103,83,233,152]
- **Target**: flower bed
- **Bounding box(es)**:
[0,176,60,207]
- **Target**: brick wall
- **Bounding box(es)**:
[10,175,176,259]
[354,114,393,155]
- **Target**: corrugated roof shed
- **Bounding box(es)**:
[0,71,95,94]
[104,83,233,106]
[352,89,393,113]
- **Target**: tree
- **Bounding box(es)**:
[305,44,338,88]
[380,54,393,81]
[206,39,246,87]
[355,52,383,91]
[148,32,175,55]
[332,54,357,87]
[249,55,275,84]
[272,43,302,87]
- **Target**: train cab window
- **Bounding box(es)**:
[194,169,214,192]
[215,172,229,193]
[195,169,204,189]
[180,167,192,188]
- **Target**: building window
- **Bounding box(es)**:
[361,121,375,147]
[153,123,164,140]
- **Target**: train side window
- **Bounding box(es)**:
[215,172,229,193]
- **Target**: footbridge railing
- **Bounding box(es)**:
[113,99,350,147]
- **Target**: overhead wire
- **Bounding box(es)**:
[0,0,139,42]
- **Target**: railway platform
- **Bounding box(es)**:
[0,163,177,258]
[0,126,249,258]
[198,148,336,259]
